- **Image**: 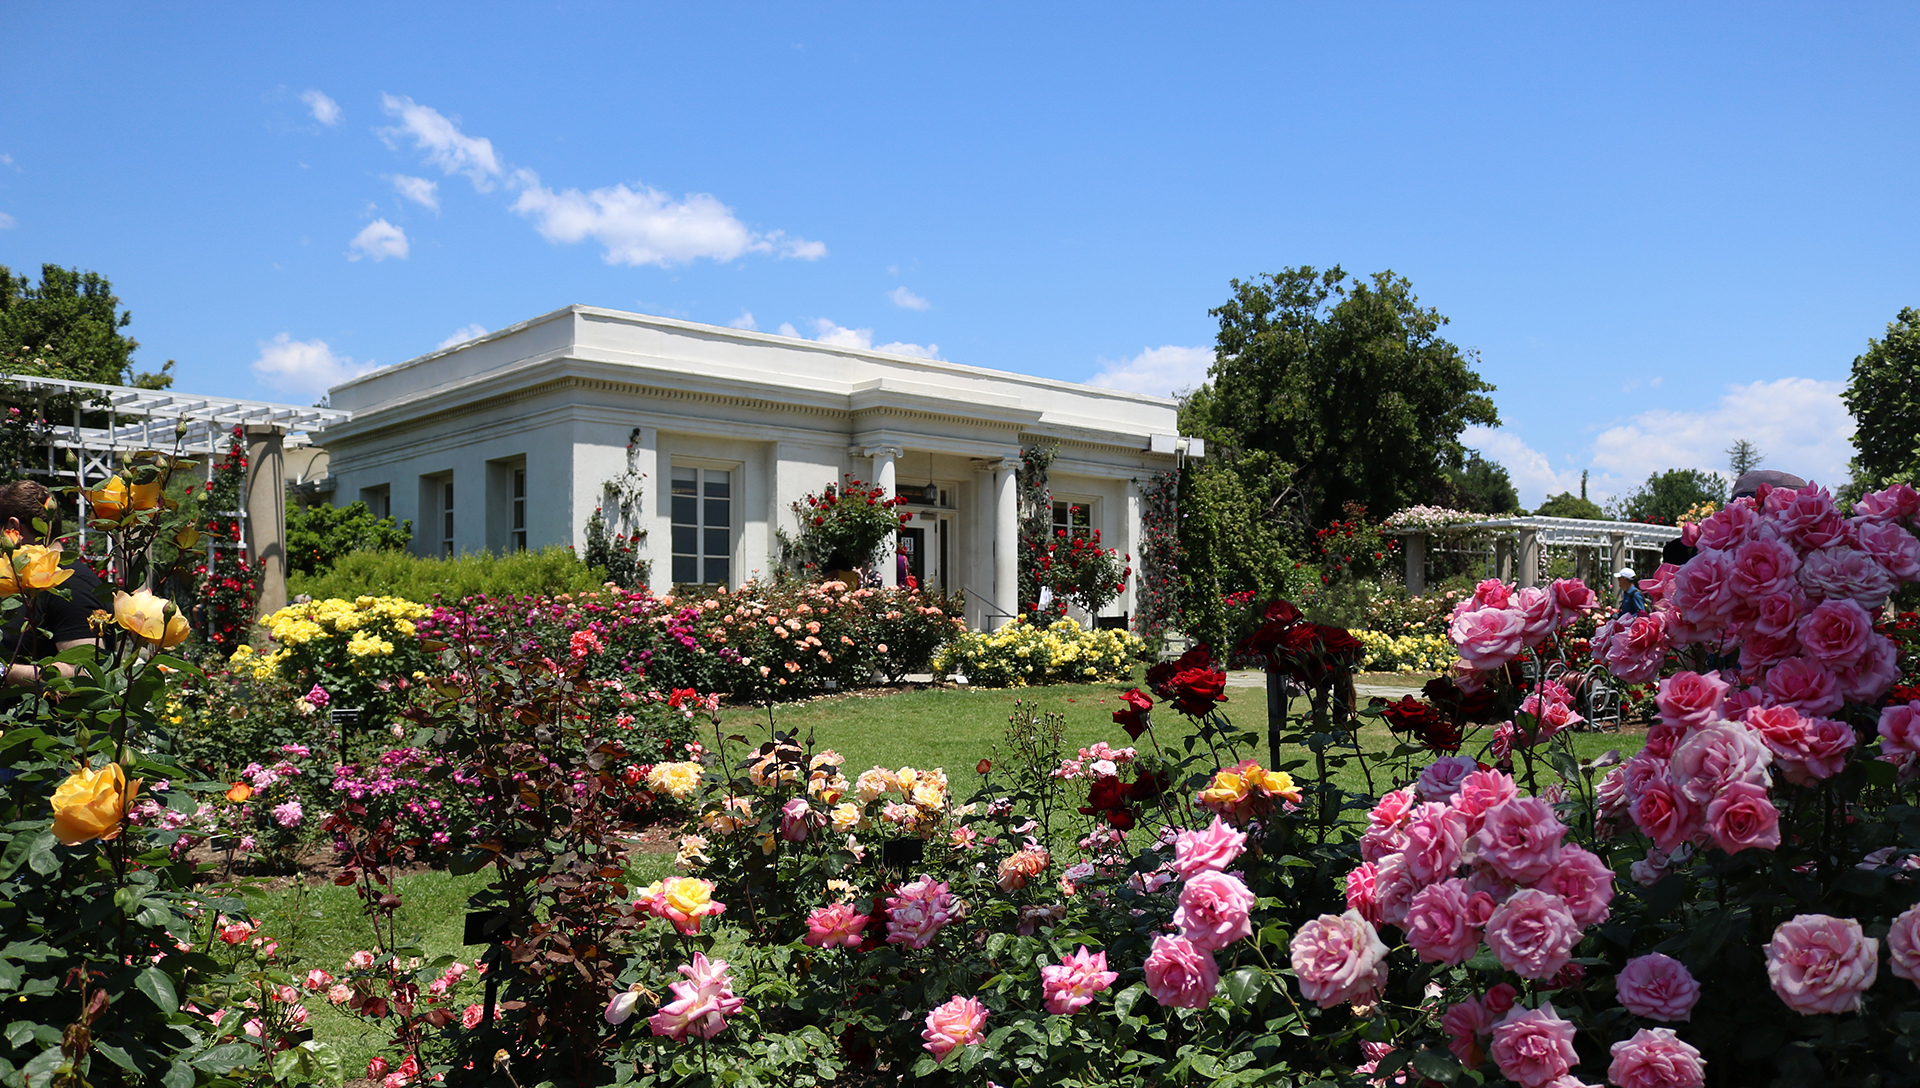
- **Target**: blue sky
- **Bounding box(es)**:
[2,4,1913,508]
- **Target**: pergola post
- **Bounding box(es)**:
[247,426,288,618]
[1495,536,1514,582]
[1403,532,1427,593]
[1608,531,1627,579]
[1517,527,1540,588]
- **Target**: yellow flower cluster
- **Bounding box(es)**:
[1355,630,1455,673]
[934,616,1143,687]
[234,596,429,679]
[647,761,704,801]
[227,643,289,681]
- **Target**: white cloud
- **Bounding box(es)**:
[347,219,409,261]
[776,322,800,338]
[436,324,487,350]
[1460,425,1603,512]
[887,286,930,311]
[1590,377,1853,491]
[388,174,439,211]
[729,311,758,330]
[511,178,825,267]
[772,318,941,359]
[252,333,377,397]
[379,95,502,190]
[300,89,341,126]
[1086,345,1213,398]
[0,212,13,230]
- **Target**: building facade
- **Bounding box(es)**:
[319,306,1193,629]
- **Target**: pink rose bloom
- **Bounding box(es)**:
[1174,871,1256,951]
[1887,904,1920,987]
[802,902,869,948]
[920,995,987,1063]
[1855,483,1920,523]
[1773,715,1857,785]
[1288,910,1387,1008]
[1146,933,1222,1009]
[1372,852,1422,928]
[885,876,958,949]
[1880,701,1920,760]
[1751,588,1808,637]
[1441,994,1497,1066]
[779,797,814,842]
[1630,777,1700,855]
[1616,952,1701,1022]
[1472,797,1566,885]
[1607,1027,1705,1088]
[1602,611,1671,684]
[1170,816,1247,881]
[1514,586,1559,646]
[1797,597,1876,664]
[1696,498,1759,550]
[1540,844,1616,928]
[1799,546,1897,609]
[1454,769,1519,830]
[1486,889,1581,980]
[1705,780,1780,853]
[1417,754,1480,804]
[1468,577,1514,612]
[1836,633,1903,704]
[1361,787,1417,862]
[647,953,744,1042]
[1765,913,1879,1015]
[1402,802,1469,883]
[1667,722,1772,806]
[1670,550,1736,627]
[1775,485,1847,549]
[1852,518,1920,580]
[1488,1001,1578,1088]
[1597,765,1630,819]
[1452,606,1527,671]
[1344,861,1382,926]
[1762,657,1844,717]
[462,1003,485,1030]
[1041,946,1118,1015]
[1404,879,1483,965]
[1730,537,1801,599]
[1654,671,1729,730]
[1550,577,1598,625]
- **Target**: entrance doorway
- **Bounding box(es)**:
[898,526,926,588]
[897,513,953,593]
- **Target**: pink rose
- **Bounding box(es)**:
[1540,844,1616,928]
[1852,518,1920,580]
[1514,586,1559,646]
[1762,657,1844,717]
[1601,612,1671,684]
[1887,904,1920,987]
[1170,816,1246,881]
[1855,483,1920,523]
[1837,633,1903,704]
[1765,913,1879,1015]
[1289,910,1387,1008]
[1454,769,1519,830]
[1344,861,1382,926]
[885,876,958,949]
[647,953,744,1042]
[1371,852,1421,929]
[1361,787,1417,862]
[1667,722,1771,806]
[1441,994,1496,1067]
[1402,802,1469,883]
[1797,597,1875,664]
[1616,952,1700,1022]
[1774,485,1847,549]
[1451,606,1527,671]
[1879,701,1920,760]
[1606,1027,1705,1088]
[1146,933,1222,1009]
[1174,871,1256,952]
[1417,754,1479,804]
[1597,765,1630,818]
[1550,577,1597,624]
[802,902,869,948]
[1629,777,1700,855]
[1654,671,1728,730]
[1670,549,1736,627]
[920,995,987,1063]
[1704,780,1780,853]
[1751,589,1807,637]
[1730,537,1801,599]
[1485,889,1580,980]
[1041,946,1118,1015]
[1467,577,1513,611]
[1404,879,1482,965]
[1799,546,1897,609]
[1472,797,1566,885]
[1488,1001,1578,1088]
[1771,715,1856,785]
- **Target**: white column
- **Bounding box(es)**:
[1121,479,1141,621]
[867,445,901,586]
[994,460,1019,628]
[245,426,288,618]
[1403,532,1427,594]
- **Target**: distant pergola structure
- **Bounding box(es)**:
[1391,515,1685,593]
[3,373,351,616]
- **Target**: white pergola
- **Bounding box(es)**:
[1390,515,1684,592]
[2,373,351,615]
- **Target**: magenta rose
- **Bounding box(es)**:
[1654,670,1729,730]
[1607,1027,1705,1088]
[1451,606,1527,671]
[1730,537,1801,599]
[1630,775,1700,855]
[1170,816,1247,881]
[1762,657,1844,717]
[1404,878,1483,965]
[1174,871,1255,952]
[1485,889,1581,980]
[1288,910,1387,1008]
[1705,780,1780,853]
[1144,933,1220,1009]
[1540,844,1616,928]
[1797,597,1875,665]
[1616,952,1700,1022]
[1401,801,1469,884]
[1887,903,1920,987]
[1488,1001,1578,1088]
[1344,861,1382,926]
[1473,796,1566,885]
[1765,913,1879,1015]
[1880,701,1920,760]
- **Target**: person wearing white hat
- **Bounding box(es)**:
[1614,567,1646,616]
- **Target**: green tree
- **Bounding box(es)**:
[284,499,413,577]
[1,264,171,387]
[1442,449,1520,514]
[1190,266,1500,539]
[1842,307,1920,491]
[1615,468,1728,525]
[1177,461,1299,652]
[1535,492,1605,519]
[1726,438,1764,478]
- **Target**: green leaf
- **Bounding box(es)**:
[1113,981,1146,1019]
[162,1060,194,1088]
[1223,966,1263,1007]
[1411,1048,1461,1083]
[94,1042,138,1073]
[4,1022,32,1049]
[135,966,179,1013]
[26,832,58,877]
[189,1042,257,1072]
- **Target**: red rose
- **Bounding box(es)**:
[1112,687,1154,739]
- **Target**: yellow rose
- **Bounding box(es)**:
[1248,767,1303,804]
[129,478,163,512]
[51,762,141,846]
[1197,770,1250,811]
[828,802,863,834]
[661,875,715,919]
[645,761,703,801]
[114,589,189,648]
[85,477,130,521]
[1,543,74,597]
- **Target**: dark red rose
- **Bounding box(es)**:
[1128,768,1171,803]
[1423,676,1501,725]
[1112,687,1154,739]
[1169,665,1228,717]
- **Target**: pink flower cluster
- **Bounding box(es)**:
[1602,680,1791,858]
[1146,817,1255,1009]
[1041,946,1119,1015]
[1052,740,1138,780]
[1448,577,1597,675]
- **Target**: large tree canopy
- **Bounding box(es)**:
[1843,306,1920,491]
[1442,449,1521,514]
[1616,468,1727,525]
[1187,267,1499,534]
[1,264,169,388]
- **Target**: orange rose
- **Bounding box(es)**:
[226,781,254,803]
[0,543,74,598]
[51,762,141,846]
[85,477,130,521]
[129,478,163,512]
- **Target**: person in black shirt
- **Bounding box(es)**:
[1,480,106,692]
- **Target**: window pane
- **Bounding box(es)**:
[705,471,730,498]
[704,498,729,527]
[705,557,729,586]
[671,526,696,555]
[671,469,697,495]
[513,469,525,499]
[672,496,697,525]
[704,527,728,557]
[673,555,697,584]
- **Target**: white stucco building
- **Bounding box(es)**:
[319,305,1194,629]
